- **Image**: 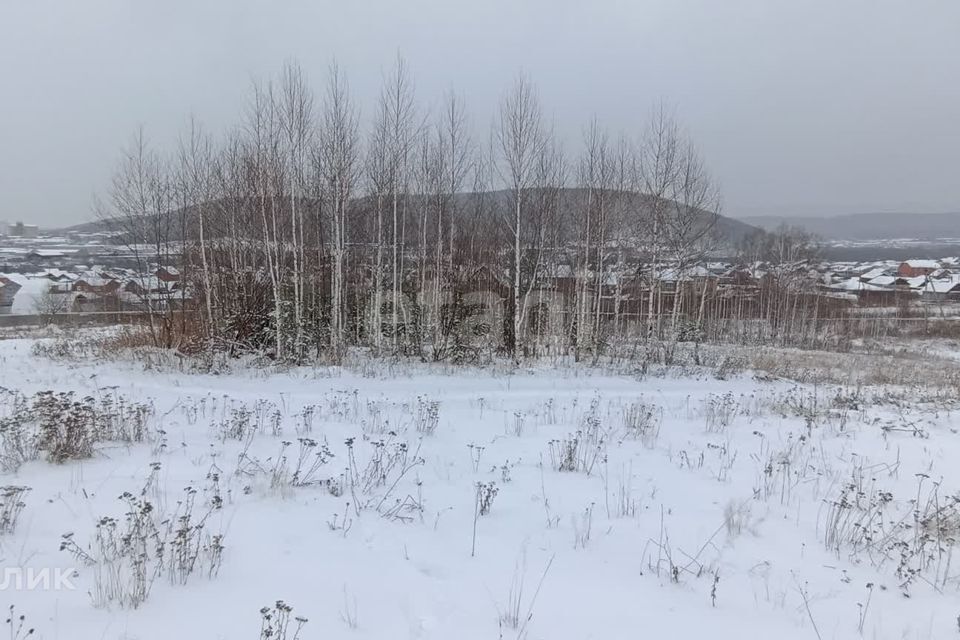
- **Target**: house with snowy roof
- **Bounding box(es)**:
[859,266,891,283]
[825,276,903,305]
[866,274,902,287]
[155,265,181,283]
[897,259,941,278]
[917,275,960,302]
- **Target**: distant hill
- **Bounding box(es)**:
[54,188,759,248]
[739,211,960,241]
[55,220,113,235]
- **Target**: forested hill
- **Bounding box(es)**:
[56,188,758,248]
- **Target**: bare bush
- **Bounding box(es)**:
[414,396,440,436]
[259,601,308,640]
[621,400,662,447]
[547,432,604,475]
[496,552,554,638]
[344,435,425,518]
[0,390,155,466]
[0,391,38,472]
[723,499,752,538]
[476,481,498,516]
[236,438,335,491]
[821,471,960,593]
[0,485,30,534]
[703,393,738,433]
[572,503,595,549]
[5,605,36,640]
[60,486,225,609]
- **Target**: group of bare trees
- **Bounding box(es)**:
[102,57,731,362]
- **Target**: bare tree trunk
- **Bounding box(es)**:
[320,60,360,363]
[381,55,417,355]
[278,62,314,361]
[497,75,544,362]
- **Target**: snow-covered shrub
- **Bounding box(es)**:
[259,600,308,640]
[359,399,388,434]
[60,487,225,609]
[712,354,746,380]
[675,320,704,343]
[723,499,752,538]
[703,392,738,433]
[621,400,662,447]
[414,396,440,436]
[213,398,281,442]
[0,390,156,466]
[511,410,527,437]
[0,485,30,534]
[496,552,554,637]
[822,473,960,594]
[545,396,608,475]
[750,431,813,506]
[323,389,361,423]
[167,488,224,586]
[467,442,485,472]
[295,404,318,436]
[532,398,558,427]
[706,441,737,482]
[344,435,425,516]
[34,392,97,462]
[0,392,38,472]
[236,438,335,491]
[5,605,36,640]
[547,432,604,475]
[268,408,283,437]
[216,404,256,442]
[572,503,595,549]
[609,464,640,518]
[2,389,153,469]
[475,481,498,516]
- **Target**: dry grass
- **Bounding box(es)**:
[747,345,960,392]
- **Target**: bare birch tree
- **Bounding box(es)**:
[277,61,315,360]
[319,60,360,362]
[366,103,391,353]
[175,117,216,338]
[382,55,417,353]
[497,75,544,361]
[245,79,287,359]
[102,127,177,347]
[663,139,721,334]
[637,105,681,341]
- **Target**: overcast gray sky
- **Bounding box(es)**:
[1,0,958,227]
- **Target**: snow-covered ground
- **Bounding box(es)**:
[1,336,960,639]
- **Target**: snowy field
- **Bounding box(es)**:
[2,335,960,639]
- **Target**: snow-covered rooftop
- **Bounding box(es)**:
[904,259,941,269]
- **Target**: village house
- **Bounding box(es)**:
[72,275,121,295]
[25,249,75,265]
[39,268,77,293]
[917,275,960,302]
[155,265,182,283]
[897,259,941,278]
[123,276,176,297]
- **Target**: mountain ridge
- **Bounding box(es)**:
[52,188,760,247]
